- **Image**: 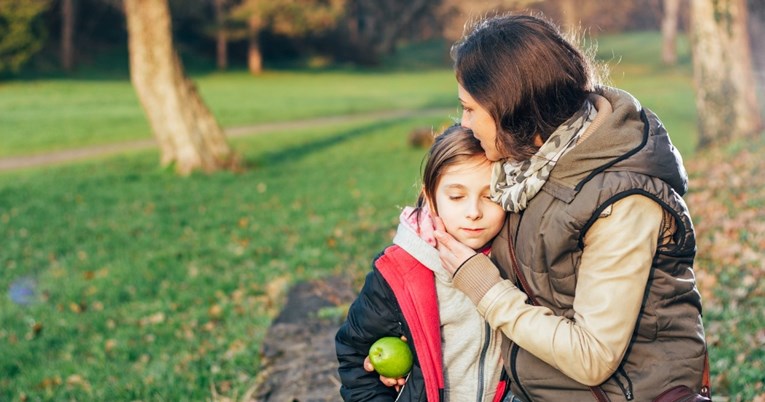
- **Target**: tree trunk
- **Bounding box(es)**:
[217,30,228,70]
[245,276,356,402]
[214,0,228,70]
[749,0,765,118]
[124,0,238,175]
[662,0,680,65]
[690,0,763,148]
[61,0,76,71]
[373,0,430,57]
[559,0,579,33]
[248,14,263,75]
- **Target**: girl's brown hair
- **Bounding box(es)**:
[451,14,596,161]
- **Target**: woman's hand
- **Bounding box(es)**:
[433,216,478,275]
[363,336,408,392]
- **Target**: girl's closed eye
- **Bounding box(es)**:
[433,155,506,250]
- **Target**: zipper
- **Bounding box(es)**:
[612,366,633,400]
[393,372,411,402]
[513,212,524,252]
[507,214,533,402]
[510,343,533,402]
[476,321,491,401]
[392,318,408,402]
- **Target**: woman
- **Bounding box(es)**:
[432,14,710,402]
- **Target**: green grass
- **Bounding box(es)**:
[595,31,697,154]
[0,80,147,157]
[1,31,744,401]
[0,116,440,400]
[0,31,698,159]
[0,69,457,158]
[684,134,765,401]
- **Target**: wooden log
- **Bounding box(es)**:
[245,276,357,402]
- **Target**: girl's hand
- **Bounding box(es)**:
[363,356,406,391]
[433,216,478,275]
[363,335,408,392]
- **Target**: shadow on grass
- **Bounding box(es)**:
[247,119,404,169]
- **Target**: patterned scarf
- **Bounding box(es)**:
[491,100,596,212]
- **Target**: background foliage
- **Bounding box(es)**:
[0,0,51,73]
[0,0,674,75]
[0,1,764,400]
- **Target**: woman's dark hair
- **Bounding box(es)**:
[451,14,595,161]
[413,124,485,218]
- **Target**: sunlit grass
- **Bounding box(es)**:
[0,70,456,158]
[0,31,733,401]
[596,31,697,154]
[0,116,445,400]
[0,31,698,158]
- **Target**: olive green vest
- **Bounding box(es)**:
[492,88,707,401]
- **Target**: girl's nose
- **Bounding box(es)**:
[466,201,482,220]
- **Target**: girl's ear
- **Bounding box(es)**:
[423,190,437,216]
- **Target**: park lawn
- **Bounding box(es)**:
[5,31,762,401]
[0,115,447,400]
[595,31,697,155]
[685,137,765,401]
[0,69,457,158]
[2,113,763,401]
[0,32,697,159]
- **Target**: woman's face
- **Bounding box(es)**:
[458,84,502,161]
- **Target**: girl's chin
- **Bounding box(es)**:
[459,238,491,250]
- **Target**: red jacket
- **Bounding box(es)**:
[336,245,507,401]
[375,245,445,401]
[376,246,507,402]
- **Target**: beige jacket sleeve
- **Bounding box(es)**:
[453,195,663,386]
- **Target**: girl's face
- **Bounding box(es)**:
[458,84,502,161]
[432,156,505,250]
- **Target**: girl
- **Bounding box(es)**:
[335,125,508,402]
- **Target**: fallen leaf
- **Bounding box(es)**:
[140,312,166,326]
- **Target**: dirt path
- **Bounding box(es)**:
[0,107,453,172]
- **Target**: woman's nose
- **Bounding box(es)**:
[460,114,471,129]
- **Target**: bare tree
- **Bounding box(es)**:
[247,12,263,75]
[661,0,681,65]
[749,0,765,117]
[558,0,578,32]
[234,0,346,74]
[214,0,229,70]
[348,0,434,58]
[438,0,540,41]
[61,0,76,71]
[690,0,762,147]
[124,0,238,175]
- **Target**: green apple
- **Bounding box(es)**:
[368,336,413,378]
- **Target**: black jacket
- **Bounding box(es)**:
[335,249,434,402]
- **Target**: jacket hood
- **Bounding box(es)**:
[392,223,452,283]
[551,86,689,196]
